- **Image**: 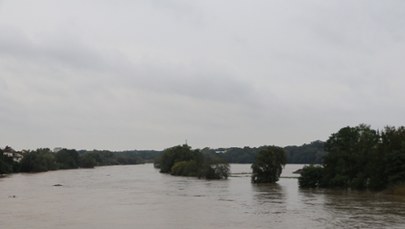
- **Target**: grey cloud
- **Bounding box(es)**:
[0,25,261,108]
[1,0,405,150]
[0,27,111,72]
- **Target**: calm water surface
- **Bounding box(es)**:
[1,164,405,229]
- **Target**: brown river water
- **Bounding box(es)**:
[1,164,405,229]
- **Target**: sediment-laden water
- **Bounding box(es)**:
[1,164,404,229]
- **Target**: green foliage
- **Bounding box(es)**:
[284,141,326,164]
[0,148,11,174]
[0,147,19,174]
[200,152,230,179]
[0,155,13,174]
[79,153,97,168]
[157,145,230,180]
[298,165,324,188]
[299,124,405,191]
[218,142,326,164]
[381,126,405,187]
[20,148,58,172]
[322,124,380,189]
[56,149,79,169]
[156,145,194,173]
[171,161,199,176]
[251,146,286,183]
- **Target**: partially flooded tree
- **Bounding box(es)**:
[251,146,286,183]
[156,145,230,180]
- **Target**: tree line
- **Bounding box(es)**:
[299,124,405,191]
[0,147,159,174]
[1,142,326,176]
[4,124,404,191]
[219,141,326,164]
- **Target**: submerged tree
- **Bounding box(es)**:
[299,124,405,191]
[251,146,286,183]
[156,145,230,180]
[298,165,324,188]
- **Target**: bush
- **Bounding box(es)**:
[298,165,324,188]
[251,146,286,183]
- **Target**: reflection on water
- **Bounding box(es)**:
[0,164,404,229]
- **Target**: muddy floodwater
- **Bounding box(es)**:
[1,164,405,228]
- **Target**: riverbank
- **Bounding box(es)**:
[384,184,405,196]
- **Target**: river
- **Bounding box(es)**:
[1,164,404,229]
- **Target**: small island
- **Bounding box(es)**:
[154,144,230,179]
[299,124,405,193]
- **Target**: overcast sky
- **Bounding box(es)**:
[1,0,405,150]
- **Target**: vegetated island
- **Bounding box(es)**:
[153,144,230,179]
[299,124,405,194]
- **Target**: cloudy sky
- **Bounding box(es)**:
[1,0,405,150]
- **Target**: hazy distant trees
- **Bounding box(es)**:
[299,125,405,190]
[155,145,229,180]
[251,146,286,183]
[6,148,145,173]
[284,141,326,164]
[220,142,325,164]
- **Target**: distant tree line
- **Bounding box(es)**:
[0,147,160,174]
[1,142,327,176]
[284,141,326,164]
[299,124,405,191]
[219,141,326,164]
[154,145,230,180]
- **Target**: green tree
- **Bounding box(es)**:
[199,152,229,179]
[156,145,194,173]
[381,126,405,187]
[20,148,58,172]
[322,124,379,189]
[171,160,199,176]
[79,153,97,168]
[56,149,79,169]
[0,148,13,174]
[298,165,324,188]
[156,145,229,180]
[251,146,286,183]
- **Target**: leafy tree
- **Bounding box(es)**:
[171,160,199,176]
[156,145,194,173]
[251,146,286,183]
[20,148,58,172]
[381,126,405,187]
[298,165,324,188]
[0,148,14,174]
[299,124,405,191]
[284,140,326,164]
[56,149,79,169]
[322,124,379,189]
[79,153,97,168]
[157,145,229,180]
[199,151,230,179]
[215,142,326,164]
